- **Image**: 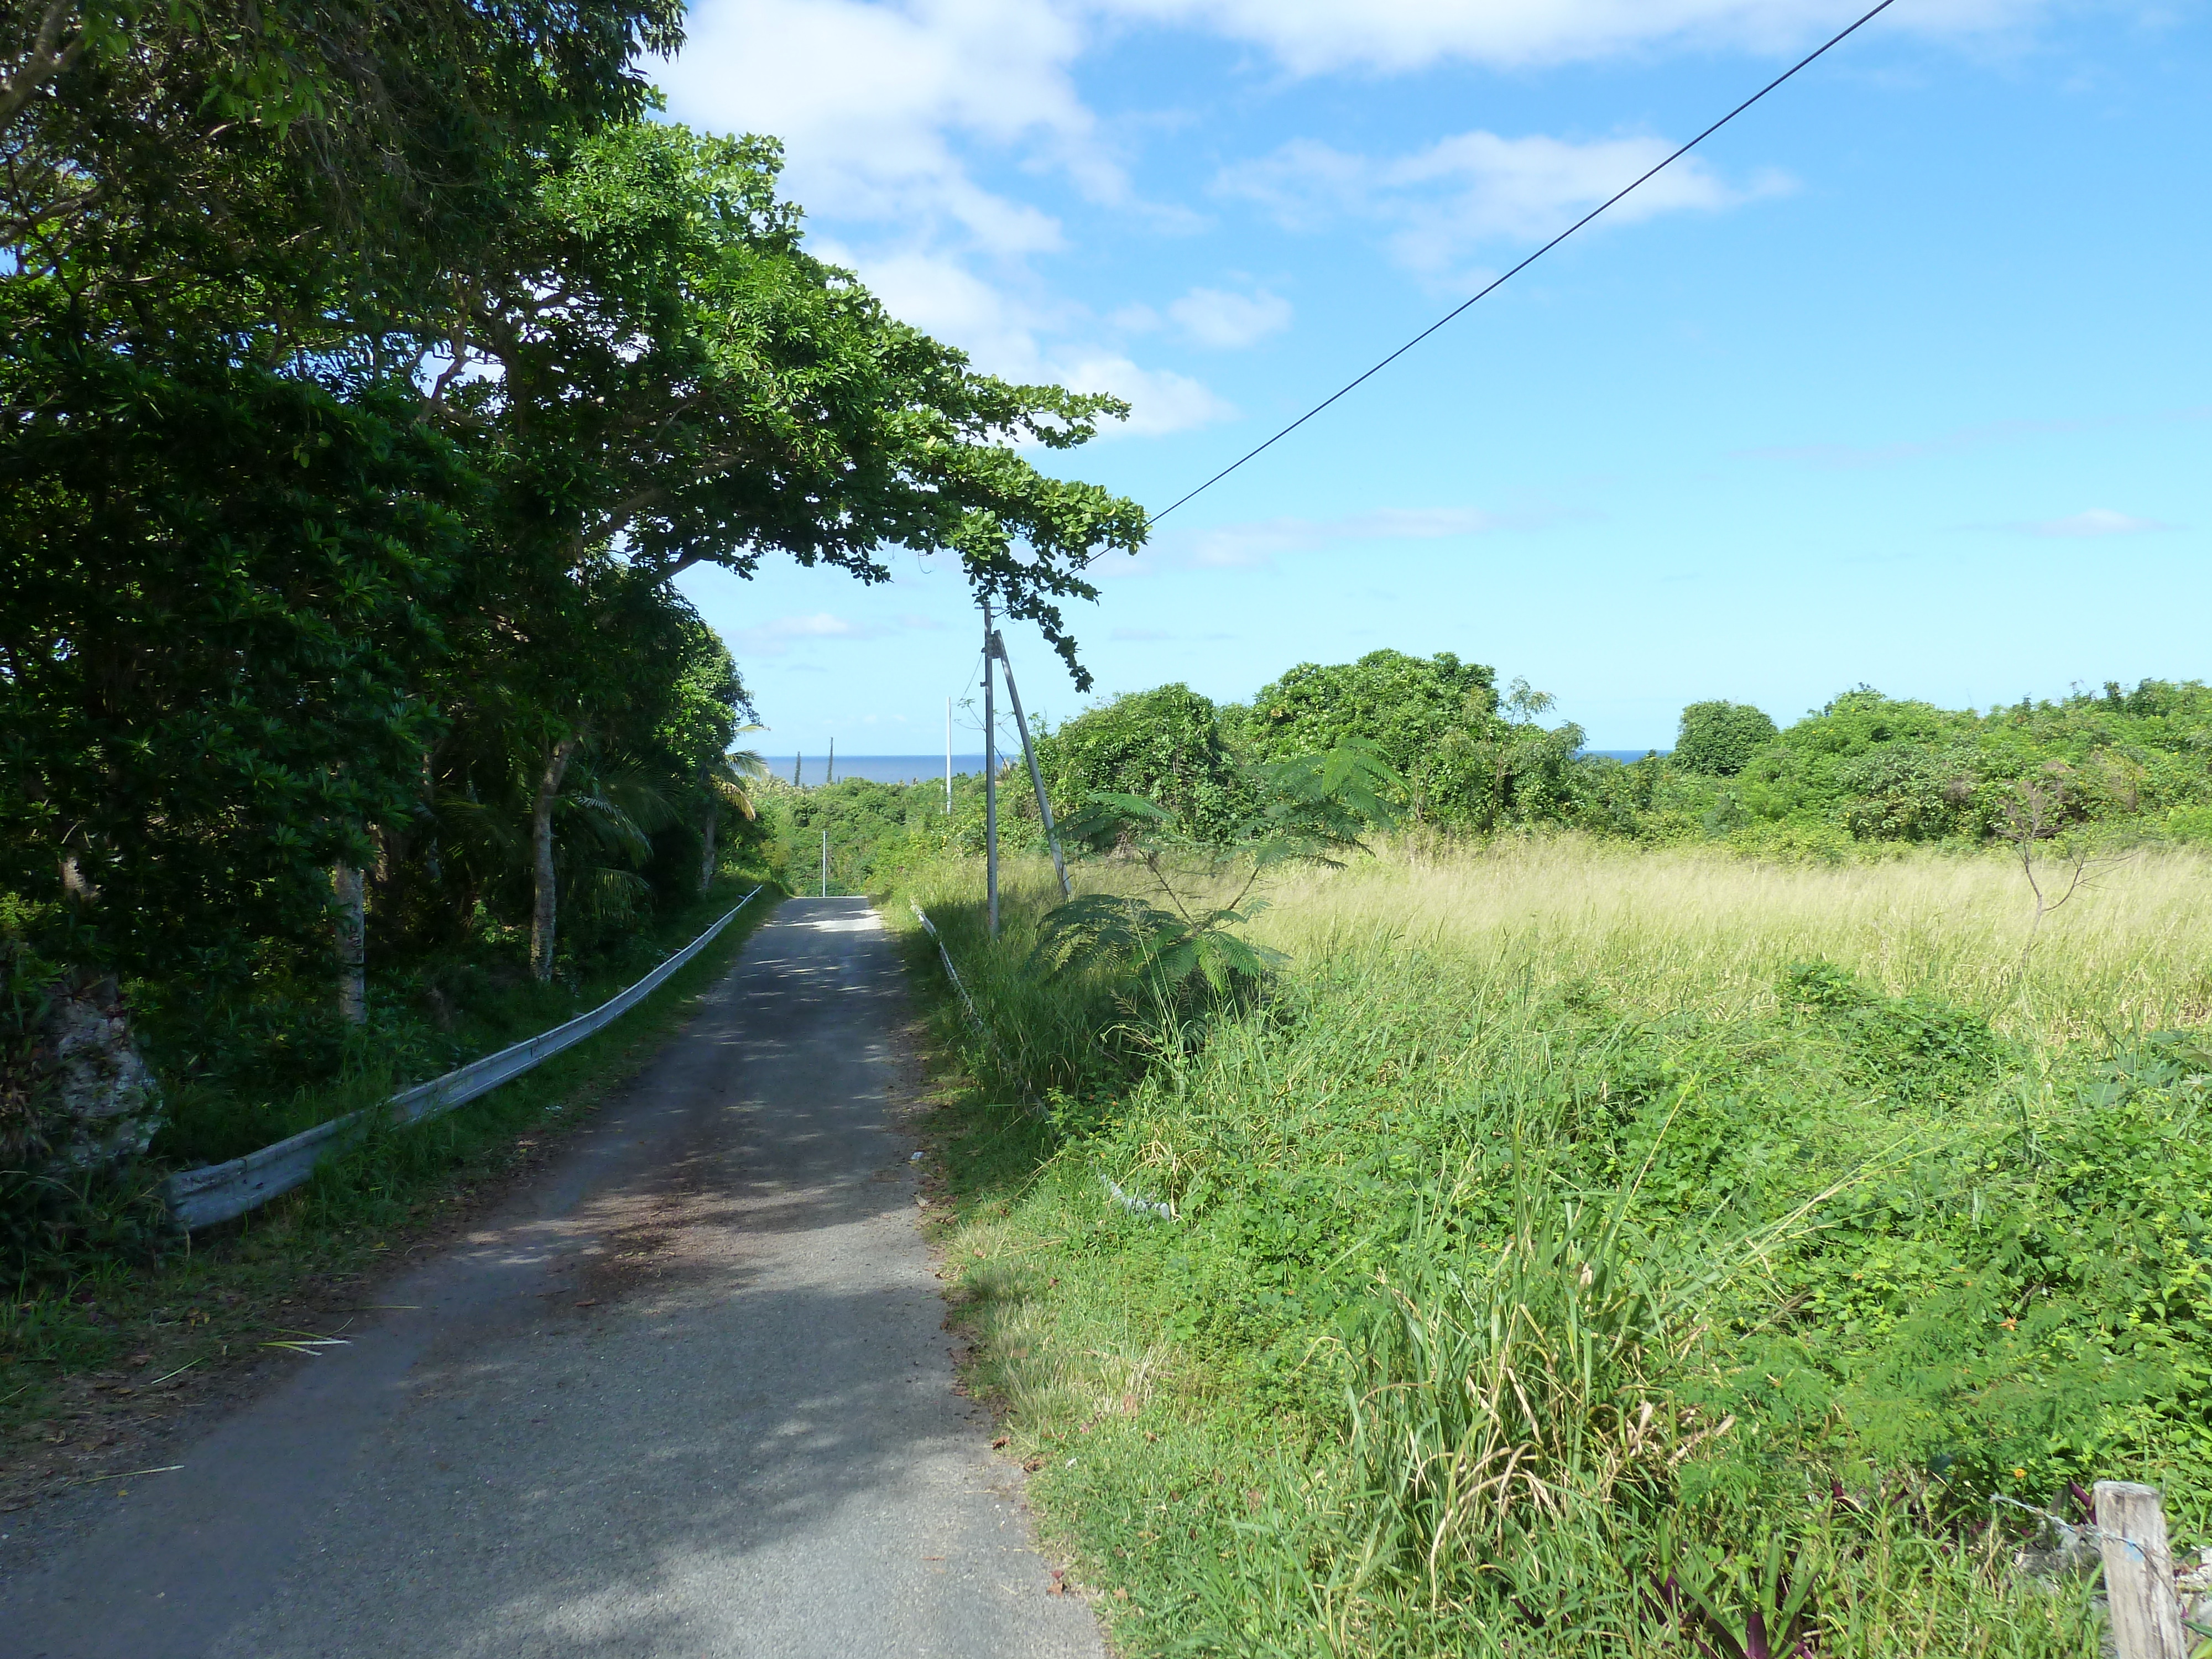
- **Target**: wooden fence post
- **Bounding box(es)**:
[2095,1480,2189,1659]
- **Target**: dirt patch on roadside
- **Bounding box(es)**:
[568,1160,732,1308]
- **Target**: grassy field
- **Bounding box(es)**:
[896,838,2212,1657]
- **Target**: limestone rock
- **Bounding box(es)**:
[6,972,165,1168]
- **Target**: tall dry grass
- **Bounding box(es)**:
[1232,837,2212,1047]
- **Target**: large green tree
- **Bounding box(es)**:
[433,123,1146,685]
[1673,700,1779,776]
[1245,652,1588,832]
[0,356,473,983]
[1,0,681,363]
[408,122,1146,974]
[3,3,1149,1020]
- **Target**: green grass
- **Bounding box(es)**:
[892,841,2211,1657]
[0,883,785,1467]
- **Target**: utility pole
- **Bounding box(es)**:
[821,828,828,898]
[982,599,998,938]
[989,632,1070,900]
[945,697,953,815]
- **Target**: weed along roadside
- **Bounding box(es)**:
[0,885,786,1513]
[877,839,2212,1659]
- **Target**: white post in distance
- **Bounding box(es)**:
[945,697,953,815]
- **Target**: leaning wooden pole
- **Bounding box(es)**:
[990,630,1070,900]
[982,601,998,938]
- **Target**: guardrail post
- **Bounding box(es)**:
[2096,1480,2188,1659]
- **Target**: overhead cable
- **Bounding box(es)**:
[1118,0,1903,540]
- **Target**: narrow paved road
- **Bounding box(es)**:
[1,898,1102,1659]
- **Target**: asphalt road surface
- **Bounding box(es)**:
[0,896,1102,1659]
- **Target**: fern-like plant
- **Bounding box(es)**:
[1030,739,1403,994]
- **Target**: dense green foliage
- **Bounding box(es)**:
[1039,651,1587,838]
[2,1,1144,1172]
[894,851,2190,1657]
[1244,650,1589,831]
[1652,681,2212,854]
[1674,698,1779,776]
[1037,685,1255,845]
[3,365,469,980]
[1037,654,2212,859]
[753,775,1005,896]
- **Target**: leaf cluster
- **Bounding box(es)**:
[1033,739,1404,996]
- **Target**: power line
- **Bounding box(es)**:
[1118,0,1902,542]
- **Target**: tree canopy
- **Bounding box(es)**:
[1673,700,1779,776]
[1,1,1147,1119]
[1037,685,1253,846]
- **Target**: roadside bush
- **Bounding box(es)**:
[1037,685,1253,846]
[1674,699,1778,776]
[0,1164,175,1282]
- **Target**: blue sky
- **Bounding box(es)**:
[659,0,2209,753]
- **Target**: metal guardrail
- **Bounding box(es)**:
[909,900,992,1041]
[162,886,768,1230]
[909,900,1049,1117]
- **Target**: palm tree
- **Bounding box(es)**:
[700,731,768,891]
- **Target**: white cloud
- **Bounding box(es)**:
[655,0,2048,450]
[1096,0,2046,77]
[837,245,1067,372]
[1061,353,1237,435]
[770,612,865,637]
[660,0,2054,252]
[1167,286,1294,348]
[819,244,1233,435]
[1222,131,1788,280]
[1189,505,1506,567]
[660,0,1102,253]
[2020,508,2174,538]
[737,611,931,653]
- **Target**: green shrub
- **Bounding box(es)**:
[1673,700,1780,776]
[1037,685,1253,845]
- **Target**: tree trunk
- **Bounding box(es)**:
[530,734,580,983]
[698,802,718,894]
[333,862,367,1024]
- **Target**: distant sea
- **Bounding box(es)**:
[763,749,1663,786]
